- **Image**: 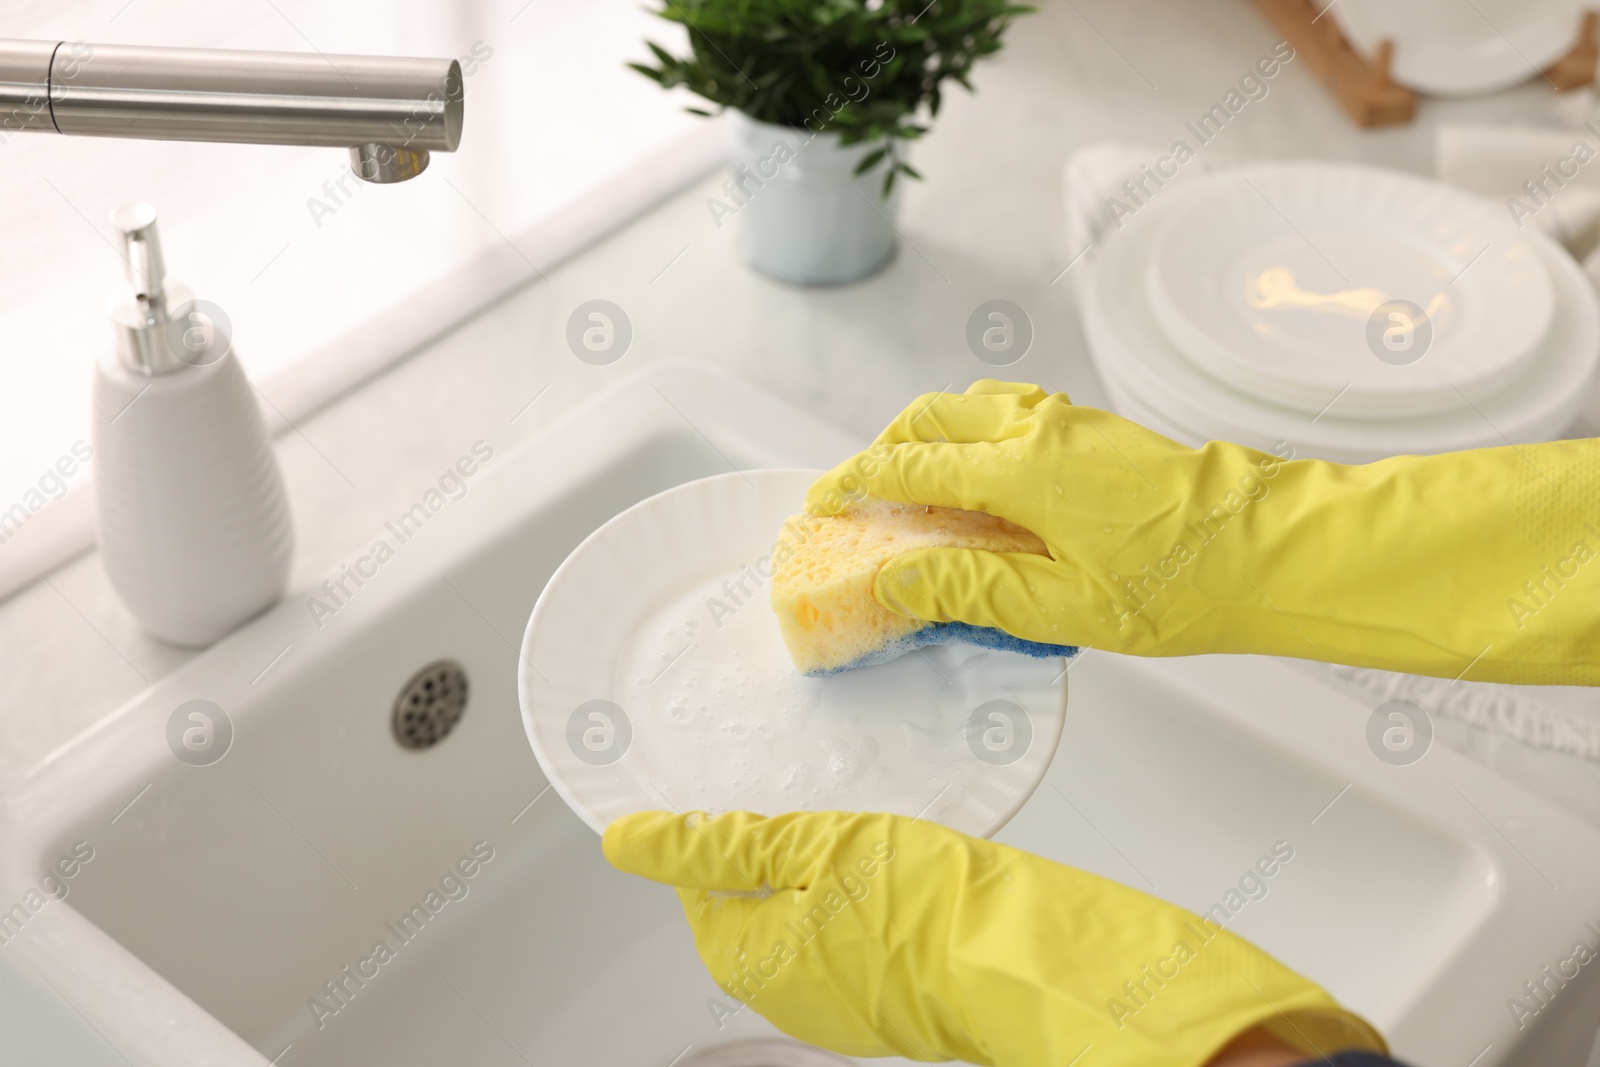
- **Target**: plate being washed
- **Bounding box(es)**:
[517,469,1071,839]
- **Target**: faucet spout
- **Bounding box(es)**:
[0,39,462,183]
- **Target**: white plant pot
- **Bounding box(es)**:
[726,111,901,285]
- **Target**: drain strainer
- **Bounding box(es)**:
[392,660,468,749]
[678,1039,853,1067]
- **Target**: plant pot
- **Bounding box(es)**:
[726,111,900,285]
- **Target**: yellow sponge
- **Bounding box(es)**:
[769,500,1074,676]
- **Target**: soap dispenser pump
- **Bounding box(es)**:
[91,202,294,646]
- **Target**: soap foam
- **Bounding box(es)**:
[615,567,1065,819]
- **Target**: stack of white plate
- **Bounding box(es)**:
[1083,162,1600,463]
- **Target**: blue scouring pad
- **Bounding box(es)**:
[805,621,1079,677]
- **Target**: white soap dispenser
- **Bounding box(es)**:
[91,202,294,646]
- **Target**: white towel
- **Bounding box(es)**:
[1336,666,1600,761]
[1436,123,1600,279]
[1063,140,1600,763]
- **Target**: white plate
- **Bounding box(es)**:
[1147,165,1554,418]
[1333,0,1587,97]
[1084,166,1600,463]
[518,469,1070,838]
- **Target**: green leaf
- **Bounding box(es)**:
[853,145,889,174]
[882,165,900,199]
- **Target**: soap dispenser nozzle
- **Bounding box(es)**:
[109,201,190,377]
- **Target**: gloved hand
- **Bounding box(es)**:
[603,809,1384,1067]
[806,381,1600,685]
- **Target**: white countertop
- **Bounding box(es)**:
[3,0,1599,1058]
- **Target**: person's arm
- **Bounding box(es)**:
[807,381,1600,685]
[1210,1027,1329,1067]
[604,810,1387,1067]
[1212,1028,1411,1067]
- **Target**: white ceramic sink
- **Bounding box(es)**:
[2,365,1598,1067]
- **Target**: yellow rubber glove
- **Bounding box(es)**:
[807,381,1600,685]
[604,810,1385,1067]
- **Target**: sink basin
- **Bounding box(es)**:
[2,364,1598,1067]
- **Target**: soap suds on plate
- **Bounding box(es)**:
[615,566,1062,818]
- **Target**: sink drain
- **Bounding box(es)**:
[678,1039,853,1067]
[392,660,468,749]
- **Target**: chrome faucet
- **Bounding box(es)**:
[0,38,461,183]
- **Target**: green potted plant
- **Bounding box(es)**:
[631,0,1031,284]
